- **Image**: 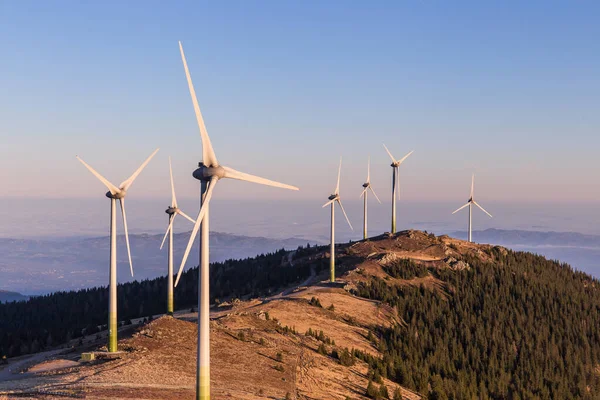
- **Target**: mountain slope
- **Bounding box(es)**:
[450,228,600,278]
[2,231,600,399]
[0,231,316,294]
[0,290,28,303]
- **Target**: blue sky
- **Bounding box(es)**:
[0,1,599,205]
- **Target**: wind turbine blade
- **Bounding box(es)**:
[179,41,219,167]
[336,199,353,231]
[398,150,414,165]
[177,209,196,224]
[335,157,342,195]
[76,156,120,195]
[160,214,177,250]
[222,166,299,191]
[322,199,335,208]
[367,156,370,182]
[471,174,475,199]
[359,188,367,198]
[382,144,396,163]
[369,186,382,204]
[473,201,493,218]
[119,198,134,277]
[119,148,160,191]
[169,157,177,208]
[452,202,470,214]
[175,178,218,287]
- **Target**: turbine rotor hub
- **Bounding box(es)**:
[193,163,225,181]
[105,191,126,199]
[166,207,177,215]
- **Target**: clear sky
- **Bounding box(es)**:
[1,0,599,208]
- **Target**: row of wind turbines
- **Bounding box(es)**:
[75,42,492,400]
[323,148,493,283]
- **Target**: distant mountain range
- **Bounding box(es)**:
[0,231,318,295]
[449,228,600,277]
[450,228,600,248]
[0,290,28,303]
[3,228,600,295]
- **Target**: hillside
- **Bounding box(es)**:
[449,228,600,278]
[2,231,600,399]
[0,231,315,294]
[0,291,28,304]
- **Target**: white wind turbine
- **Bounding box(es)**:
[452,174,493,242]
[360,156,381,240]
[76,148,159,352]
[174,41,299,400]
[159,157,196,316]
[383,144,413,234]
[322,157,353,283]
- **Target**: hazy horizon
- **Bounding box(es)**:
[1,197,598,242]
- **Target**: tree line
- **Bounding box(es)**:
[0,244,323,358]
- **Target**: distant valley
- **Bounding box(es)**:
[0,232,317,295]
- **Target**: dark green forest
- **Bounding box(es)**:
[0,244,321,358]
[355,251,600,399]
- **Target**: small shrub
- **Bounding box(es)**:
[366,380,378,398]
[309,297,323,308]
[273,364,285,372]
[238,331,245,341]
[379,384,389,399]
[276,352,283,362]
[317,343,328,355]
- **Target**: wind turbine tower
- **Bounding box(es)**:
[360,156,381,240]
[452,174,493,242]
[383,144,413,234]
[174,41,299,400]
[322,157,353,282]
[160,157,196,315]
[76,148,159,352]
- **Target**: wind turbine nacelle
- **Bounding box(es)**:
[328,194,338,201]
[105,191,126,199]
[166,207,177,215]
[362,183,369,188]
[193,164,225,181]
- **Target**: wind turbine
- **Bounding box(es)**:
[360,156,381,240]
[322,157,353,283]
[383,144,413,234]
[159,157,196,316]
[76,148,159,352]
[174,41,299,400]
[452,174,493,242]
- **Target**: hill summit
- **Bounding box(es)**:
[1,230,600,399]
